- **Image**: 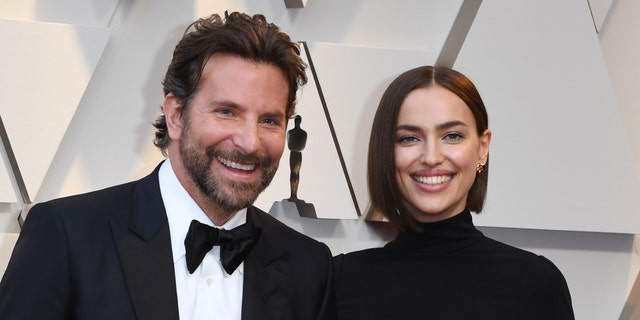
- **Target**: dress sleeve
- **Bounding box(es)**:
[528,255,575,320]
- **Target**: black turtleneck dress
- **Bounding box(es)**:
[334,211,574,320]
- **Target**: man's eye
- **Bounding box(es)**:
[261,118,283,126]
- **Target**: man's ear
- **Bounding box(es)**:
[163,93,183,140]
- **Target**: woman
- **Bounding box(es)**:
[334,66,574,319]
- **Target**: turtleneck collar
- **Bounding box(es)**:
[385,210,484,253]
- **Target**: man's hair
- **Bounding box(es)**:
[153,11,307,154]
[367,66,490,232]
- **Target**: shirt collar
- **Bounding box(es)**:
[159,158,247,264]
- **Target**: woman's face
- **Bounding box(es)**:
[394,85,491,223]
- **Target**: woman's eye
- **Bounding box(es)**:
[444,132,462,141]
[398,135,419,144]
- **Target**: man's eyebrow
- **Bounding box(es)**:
[211,99,239,108]
[268,110,286,117]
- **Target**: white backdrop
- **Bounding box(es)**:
[1,0,640,318]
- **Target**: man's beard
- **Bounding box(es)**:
[179,135,279,214]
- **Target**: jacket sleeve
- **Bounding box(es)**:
[0,202,72,319]
[315,242,337,320]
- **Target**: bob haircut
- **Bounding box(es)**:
[367,66,489,232]
[153,11,307,155]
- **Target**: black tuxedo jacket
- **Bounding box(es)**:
[0,164,335,320]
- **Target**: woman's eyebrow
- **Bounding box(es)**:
[396,120,467,132]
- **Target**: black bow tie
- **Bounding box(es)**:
[184,219,261,275]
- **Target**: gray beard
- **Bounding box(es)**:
[180,142,278,213]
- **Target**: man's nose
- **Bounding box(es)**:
[233,121,260,154]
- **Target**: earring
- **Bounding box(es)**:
[476,162,485,174]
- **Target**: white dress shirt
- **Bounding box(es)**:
[159,159,245,320]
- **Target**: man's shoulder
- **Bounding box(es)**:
[36,179,137,212]
[249,206,327,250]
[26,168,159,225]
[248,206,333,276]
[36,162,161,209]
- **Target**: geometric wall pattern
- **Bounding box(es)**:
[0,19,110,204]
[455,0,640,233]
[0,1,639,319]
[0,0,113,231]
[2,0,639,233]
[254,43,360,220]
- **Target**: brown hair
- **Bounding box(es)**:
[367,66,489,232]
[153,11,307,154]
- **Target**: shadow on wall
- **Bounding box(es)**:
[480,225,633,252]
[620,270,640,319]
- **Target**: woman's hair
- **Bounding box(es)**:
[153,11,307,154]
[367,65,489,232]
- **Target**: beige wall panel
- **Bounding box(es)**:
[0,20,110,203]
[455,0,640,233]
[0,0,119,27]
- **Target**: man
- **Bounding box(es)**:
[0,11,335,320]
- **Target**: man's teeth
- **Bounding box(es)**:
[414,175,451,185]
[218,157,255,171]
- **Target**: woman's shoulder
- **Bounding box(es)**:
[477,236,557,263]
[479,237,574,315]
[475,236,570,285]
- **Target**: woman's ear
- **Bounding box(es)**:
[479,129,492,163]
[163,93,183,141]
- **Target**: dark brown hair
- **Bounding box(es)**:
[367,66,489,232]
[153,11,307,154]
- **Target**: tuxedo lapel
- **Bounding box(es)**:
[111,166,179,320]
[241,207,292,320]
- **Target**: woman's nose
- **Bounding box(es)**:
[420,140,444,166]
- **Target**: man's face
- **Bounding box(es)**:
[172,53,289,217]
